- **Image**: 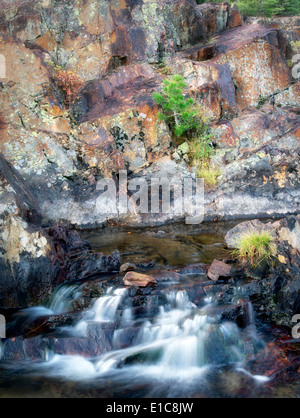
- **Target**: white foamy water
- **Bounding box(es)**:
[26,286,269,394]
[93,288,127,322]
[47,285,82,314]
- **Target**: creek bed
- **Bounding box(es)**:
[0,222,299,398]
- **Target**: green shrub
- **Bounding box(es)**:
[153,75,201,137]
[195,0,300,18]
[153,74,214,166]
[236,0,284,18]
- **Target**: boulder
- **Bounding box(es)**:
[207,259,232,282]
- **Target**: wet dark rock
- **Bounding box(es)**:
[87,323,115,354]
[45,313,82,331]
[6,311,82,339]
[112,326,141,349]
[219,300,255,328]
[0,336,48,361]
[1,323,116,361]
[128,286,152,297]
[72,297,90,311]
[135,261,156,270]
[66,250,121,282]
[155,271,182,283]
[175,264,208,276]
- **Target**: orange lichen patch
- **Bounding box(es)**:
[35,141,52,158]
[42,105,70,134]
[52,66,85,108]
[82,126,115,150]
[274,83,300,107]
[76,0,114,35]
[294,28,300,36]
[110,150,126,171]
[49,105,64,119]
[0,112,7,146]
[138,104,161,149]
[0,36,49,93]
[274,169,288,188]
[220,41,291,110]
[87,100,171,172]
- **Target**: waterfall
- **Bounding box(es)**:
[87,288,245,375]
[7,285,269,395]
[47,285,81,314]
[93,288,127,322]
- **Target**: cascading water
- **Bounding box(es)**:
[32,285,267,396]
[0,226,297,398]
[93,288,127,322]
[47,284,82,314]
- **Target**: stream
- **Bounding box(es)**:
[0,222,299,398]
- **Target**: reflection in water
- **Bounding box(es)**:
[80,226,229,267]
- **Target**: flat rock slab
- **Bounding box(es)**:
[123,272,157,287]
[208,260,232,282]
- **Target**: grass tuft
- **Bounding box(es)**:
[231,229,277,267]
[197,163,221,187]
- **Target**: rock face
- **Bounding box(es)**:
[207,105,300,221]
[0,153,58,308]
[0,153,121,309]
[0,0,299,227]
